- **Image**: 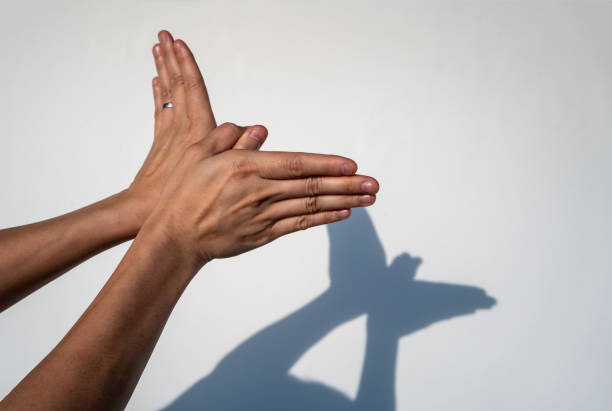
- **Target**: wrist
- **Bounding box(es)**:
[139,208,207,275]
[113,189,155,236]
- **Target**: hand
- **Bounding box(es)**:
[366,253,495,339]
[145,129,380,267]
[126,30,266,225]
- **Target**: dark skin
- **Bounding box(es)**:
[0,30,379,410]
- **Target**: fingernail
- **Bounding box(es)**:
[341,162,356,175]
[361,180,376,193]
[359,195,374,204]
[337,209,350,218]
[250,128,266,143]
[153,44,161,57]
[159,31,170,43]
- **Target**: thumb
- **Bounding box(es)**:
[199,122,246,155]
[232,125,268,150]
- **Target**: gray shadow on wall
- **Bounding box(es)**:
[162,208,496,411]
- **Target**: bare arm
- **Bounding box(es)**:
[0,221,196,409]
[0,191,144,311]
[0,139,379,409]
[0,31,264,312]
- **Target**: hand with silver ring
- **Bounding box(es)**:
[126,30,267,230]
[0,28,379,410]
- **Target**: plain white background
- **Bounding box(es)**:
[1,1,611,410]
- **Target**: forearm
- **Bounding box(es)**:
[0,190,147,311]
[217,290,358,377]
[0,218,199,410]
[354,326,398,411]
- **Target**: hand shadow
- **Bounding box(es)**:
[162,208,496,411]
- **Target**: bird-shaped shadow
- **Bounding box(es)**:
[163,208,496,410]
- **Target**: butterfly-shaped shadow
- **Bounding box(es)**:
[163,208,496,411]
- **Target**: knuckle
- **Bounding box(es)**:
[285,156,304,177]
[230,154,251,175]
[247,193,265,209]
[296,215,310,231]
[304,196,319,214]
[219,122,238,133]
[170,73,185,87]
[305,176,322,196]
[254,222,277,246]
[186,78,204,91]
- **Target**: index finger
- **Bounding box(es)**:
[253,152,358,179]
[174,39,216,131]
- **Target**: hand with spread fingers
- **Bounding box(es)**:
[0,30,379,411]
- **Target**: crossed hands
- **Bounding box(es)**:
[0,30,495,411]
[128,30,379,268]
[0,30,379,410]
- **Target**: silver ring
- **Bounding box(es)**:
[162,102,174,109]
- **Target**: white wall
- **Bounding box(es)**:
[1,1,611,410]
